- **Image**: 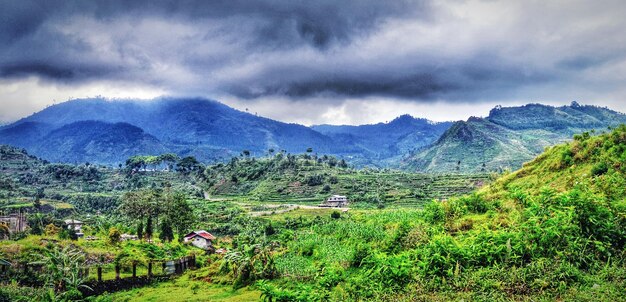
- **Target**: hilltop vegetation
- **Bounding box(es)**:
[203,152,490,207]
[405,102,626,172]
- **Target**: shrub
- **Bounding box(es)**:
[591,162,609,176]
[305,174,324,186]
[108,227,121,244]
[350,244,371,268]
[422,201,445,224]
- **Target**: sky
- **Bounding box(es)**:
[1,0,626,126]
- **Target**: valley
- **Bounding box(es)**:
[1,124,626,301]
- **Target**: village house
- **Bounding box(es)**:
[64,219,84,238]
[321,195,349,207]
[183,230,215,250]
[0,212,28,235]
[120,234,139,241]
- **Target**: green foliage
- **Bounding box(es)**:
[108,227,121,245]
[31,245,90,296]
[592,162,609,176]
[159,220,174,242]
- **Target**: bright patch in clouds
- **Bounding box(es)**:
[0,77,166,123]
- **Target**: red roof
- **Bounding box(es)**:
[184,230,215,241]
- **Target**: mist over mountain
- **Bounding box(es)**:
[403,102,626,172]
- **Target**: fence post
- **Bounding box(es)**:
[97,267,102,281]
[148,261,153,278]
[84,267,89,278]
[115,265,121,280]
[132,262,137,278]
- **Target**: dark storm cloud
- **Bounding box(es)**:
[0,0,431,87]
[1,0,626,105]
[0,0,424,49]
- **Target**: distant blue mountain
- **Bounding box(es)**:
[313,115,453,165]
[0,97,448,165]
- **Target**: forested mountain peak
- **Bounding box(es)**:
[403,103,626,172]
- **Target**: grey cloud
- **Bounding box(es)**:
[1,0,626,106]
[0,0,425,48]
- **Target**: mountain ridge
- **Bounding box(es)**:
[0,97,450,165]
[403,102,626,172]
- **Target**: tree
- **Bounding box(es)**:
[306,147,313,153]
[137,221,144,241]
[125,155,148,173]
[120,189,162,242]
[34,187,44,211]
[146,216,153,241]
[161,192,194,241]
[177,156,203,174]
[158,153,179,170]
[159,220,174,242]
[108,227,121,245]
[338,159,348,168]
[145,155,161,171]
[242,150,251,158]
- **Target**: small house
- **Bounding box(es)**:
[321,195,349,207]
[183,230,215,250]
[0,212,28,234]
[120,234,138,241]
[64,219,84,237]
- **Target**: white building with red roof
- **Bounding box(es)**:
[183,230,216,250]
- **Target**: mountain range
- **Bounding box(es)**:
[1,98,624,171]
[402,102,626,172]
[0,97,447,166]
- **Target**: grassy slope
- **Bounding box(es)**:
[98,274,260,302]
[241,126,626,301]
[405,104,626,173]
[482,125,626,201]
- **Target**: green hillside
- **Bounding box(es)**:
[204,153,490,207]
[483,124,626,201]
[233,116,626,301]
[3,127,626,301]
[404,103,626,172]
